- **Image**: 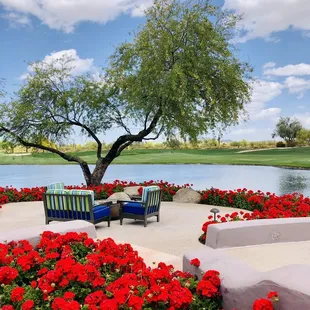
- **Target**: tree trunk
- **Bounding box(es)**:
[90,159,110,186]
[79,159,111,186]
[79,162,92,186]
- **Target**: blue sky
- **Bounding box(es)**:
[1,0,310,144]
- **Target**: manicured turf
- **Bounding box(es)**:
[0,147,309,169]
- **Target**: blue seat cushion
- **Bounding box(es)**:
[47,205,110,221]
[93,205,110,220]
[123,202,145,215]
[122,202,158,215]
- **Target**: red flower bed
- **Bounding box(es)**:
[199,188,310,243]
[0,180,191,209]
[0,232,223,309]
[200,187,310,217]
[0,232,278,309]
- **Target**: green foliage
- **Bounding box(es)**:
[272,117,303,144]
[276,141,286,148]
[165,138,182,149]
[240,139,248,147]
[204,138,219,148]
[0,140,17,154]
[108,0,252,140]
[296,128,310,146]
[230,141,241,147]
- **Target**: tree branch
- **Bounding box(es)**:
[143,126,164,140]
[104,106,163,162]
[68,120,102,158]
[116,141,133,157]
[144,111,151,130]
[0,127,86,164]
[111,106,131,134]
[43,107,103,158]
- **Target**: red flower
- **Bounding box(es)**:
[11,287,25,302]
[2,306,14,310]
[252,298,274,310]
[0,266,18,284]
[64,292,75,300]
[127,295,144,310]
[31,281,37,288]
[190,258,201,267]
[196,280,218,297]
[267,291,278,299]
[21,300,35,310]
[52,297,80,310]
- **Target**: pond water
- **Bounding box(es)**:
[0,164,310,196]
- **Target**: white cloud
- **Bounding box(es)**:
[251,108,281,120]
[0,0,153,32]
[2,11,31,27]
[263,62,276,69]
[284,76,310,98]
[21,49,95,79]
[293,113,310,127]
[264,63,310,76]
[245,80,283,121]
[223,0,310,42]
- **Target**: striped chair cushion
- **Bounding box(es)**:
[68,190,95,212]
[45,189,71,210]
[141,186,160,203]
[46,182,65,190]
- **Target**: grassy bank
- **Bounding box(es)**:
[0,147,309,169]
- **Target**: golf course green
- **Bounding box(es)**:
[0,147,309,169]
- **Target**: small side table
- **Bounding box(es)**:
[95,200,120,220]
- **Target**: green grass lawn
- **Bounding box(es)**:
[0,147,309,168]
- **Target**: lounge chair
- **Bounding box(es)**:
[117,186,162,227]
[43,187,111,226]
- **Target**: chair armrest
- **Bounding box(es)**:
[117,200,146,205]
[95,201,113,207]
[130,195,142,201]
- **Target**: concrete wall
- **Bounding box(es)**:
[206,217,310,249]
[184,218,310,309]
[0,220,97,246]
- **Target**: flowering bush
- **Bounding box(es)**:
[252,291,279,310]
[0,232,223,309]
[199,188,310,243]
[0,180,192,209]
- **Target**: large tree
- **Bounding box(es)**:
[0,0,252,185]
[272,117,303,146]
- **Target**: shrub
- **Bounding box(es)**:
[199,187,310,243]
[286,141,297,147]
[0,232,223,309]
[276,141,286,147]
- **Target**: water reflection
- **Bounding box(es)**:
[0,164,310,197]
[279,170,309,195]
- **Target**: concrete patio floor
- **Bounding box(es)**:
[0,201,240,269]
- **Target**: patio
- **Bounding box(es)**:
[0,200,238,269]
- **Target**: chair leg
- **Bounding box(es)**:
[144,218,147,227]
[157,214,160,222]
[108,216,111,227]
[120,218,123,225]
[45,218,49,225]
